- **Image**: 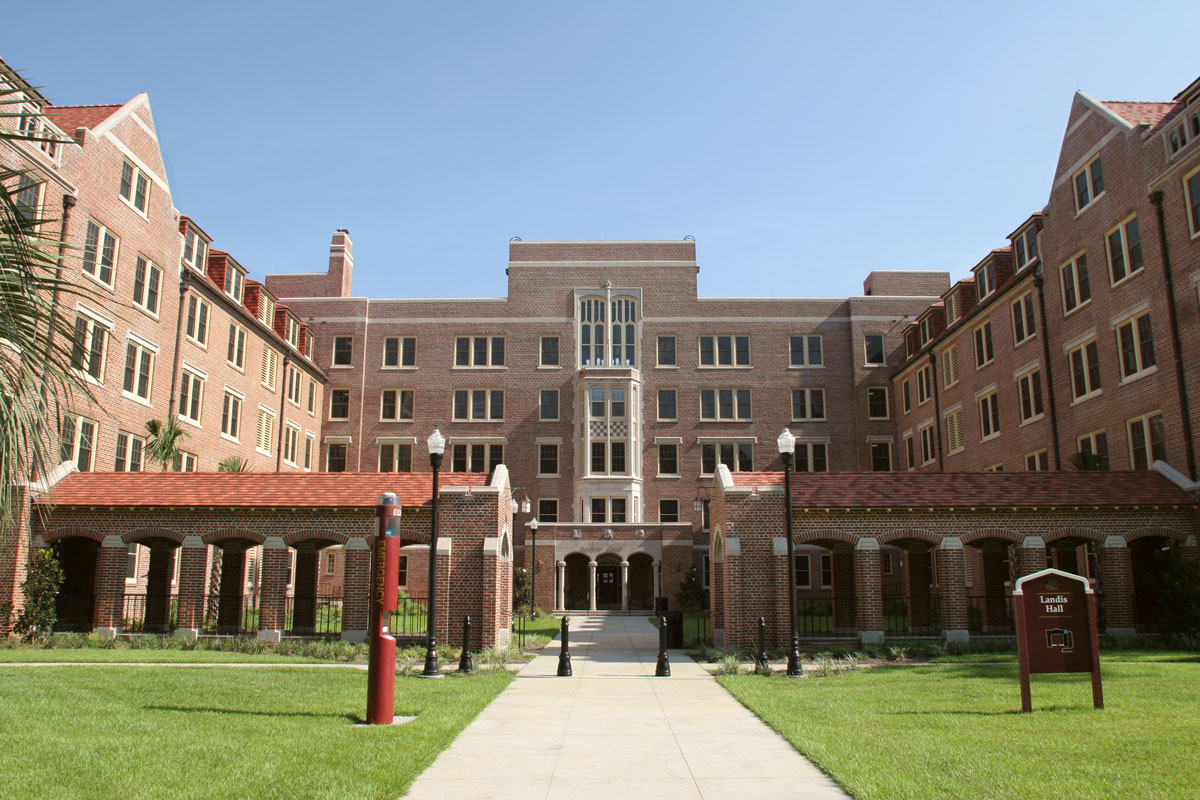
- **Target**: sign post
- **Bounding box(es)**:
[1014,568,1103,713]
[366,492,402,724]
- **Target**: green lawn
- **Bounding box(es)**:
[932,649,1200,664]
[0,666,511,799]
[720,662,1200,799]
[0,647,331,663]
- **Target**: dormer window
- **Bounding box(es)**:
[258,293,275,327]
[1014,228,1039,270]
[975,261,996,299]
[945,291,960,326]
[225,265,245,303]
[18,106,61,162]
[285,316,299,347]
[182,229,208,272]
[1073,154,1105,212]
[919,316,933,346]
[905,332,915,359]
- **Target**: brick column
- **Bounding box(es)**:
[257,537,289,641]
[855,537,883,644]
[435,537,452,645]
[93,535,128,638]
[291,544,320,636]
[773,537,789,649]
[1099,535,1136,637]
[937,537,968,643]
[341,536,371,642]
[175,537,208,639]
[831,545,857,635]
[1016,536,1048,579]
[907,544,933,633]
[1179,535,1198,566]
[216,546,246,635]
[980,543,1009,634]
[0,487,32,637]
[143,542,176,634]
[722,538,743,650]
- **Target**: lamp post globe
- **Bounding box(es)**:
[421,427,446,678]
[777,427,803,677]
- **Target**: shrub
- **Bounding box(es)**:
[512,568,532,616]
[676,568,708,614]
[717,653,742,675]
[14,549,63,642]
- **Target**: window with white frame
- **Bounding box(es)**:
[261,348,278,390]
[945,408,964,454]
[71,313,108,382]
[870,441,892,472]
[173,451,198,472]
[659,499,680,523]
[122,339,154,401]
[13,175,43,227]
[221,391,242,440]
[379,442,413,472]
[902,380,912,412]
[539,389,559,421]
[283,424,300,466]
[222,263,244,303]
[657,335,676,366]
[286,366,302,406]
[329,388,350,420]
[227,323,246,370]
[589,497,628,523]
[1077,430,1109,468]
[455,335,504,367]
[657,388,677,420]
[383,336,417,368]
[119,160,150,214]
[794,441,829,473]
[701,441,753,474]
[589,440,627,475]
[1014,227,1039,269]
[185,295,209,346]
[453,389,504,421]
[945,291,960,326]
[284,316,299,348]
[16,107,61,162]
[1017,369,1044,423]
[579,295,638,367]
[1127,412,1166,470]
[973,321,994,368]
[304,433,314,471]
[978,391,1000,440]
[540,336,559,367]
[114,431,144,472]
[1106,216,1144,285]
[451,441,504,473]
[919,424,936,465]
[1025,450,1050,471]
[791,388,825,421]
[1186,166,1200,237]
[700,388,752,421]
[539,442,559,475]
[789,335,823,366]
[81,219,118,287]
[1116,310,1156,380]
[182,228,208,272]
[916,364,933,404]
[1068,339,1102,400]
[699,335,750,367]
[60,415,97,472]
[975,260,996,299]
[794,554,811,588]
[257,292,274,327]
[867,387,889,419]
[942,344,959,388]
[919,316,934,346]
[1011,293,1036,345]
[307,380,315,414]
[904,432,916,469]
[538,498,558,523]
[658,442,679,475]
[255,408,274,454]
[984,463,1005,472]
[1060,253,1091,313]
[380,389,414,421]
[864,334,885,365]
[1073,154,1104,212]
[327,442,348,472]
[178,369,204,424]
[132,256,161,315]
[332,335,353,367]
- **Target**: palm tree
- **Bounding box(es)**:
[1068,451,1108,471]
[144,417,187,472]
[217,455,251,473]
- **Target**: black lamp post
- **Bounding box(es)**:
[777,427,803,677]
[528,518,539,619]
[421,427,446,678]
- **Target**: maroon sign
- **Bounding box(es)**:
[1014,568,1103,712]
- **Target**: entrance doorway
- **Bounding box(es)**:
[564,553,590,610]
[53,538,98,631]
[596,555,621,609]
[628,553,654,610]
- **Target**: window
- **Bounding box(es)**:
[178,369,204,424]
[539,389,559,421]
[919,317,934,346]
[700,388,752,421]
[1073,154,1104,212]
[867,387,889,419]
[380,389,414,421]
[540,336,559,367]
[82,220,119,287]
[224,265,244,303]
[919,424,936,465]
[1014,227,1039,270]
[379,443,413,472]
[1116,311,1156,380]
[1127,412,1166,470]
[114,432,144,472]
[261,348,278,390]
[329,389,350,420]
[904,433,916,469]
[397,555,408,587]
[126,543,140,582]
[791,388,825,421]
[1069,340,1102,400]
[131,257,161,315]
[182,228,208,273]
[122,340,154,401]
[332,336,353,367]
[789,335,822,366]
[870,441,891,472]
[285,317,299,348]
[326,552,336,575]
[221,392,242,440]
[945,291,960,326]
[973,322,994,368]
[185,296,209,346]
[979,391,1000,440]
[452,389,504,421]
[71,314,108,381]
[327,442,348,472]
[589,441,626,474]
[657,336,676,366]
[658,443,679,475]
[450,442,504,473]
[1011,293,1036,345]
[699,335,750,367]
[902,380,912,413]
[173,451,198,472]
[1106,217,1144,285]
[119,160,150,214]
[226,324,247,370]
[1078,430,1109,469]
[60,415,96,472]
[882,552,894,575]
[701,442,753,473]
[286,366,302,406]
[455,336,505,367]
[383,336,417,368]
[864,334,885,365]
[1186,166,1200,237]
[13,176,43,226]
[659,500,679,523]
[793,442,829,473]
[1017,370,1044,423]
[657,389,677,420]
[942,345,959,388]
[794,554,811,588]
[16,109,60,162]
[304,434,314,471]
[579,295,638,367]
[946,409,964,454]
[538,443,559,475]
[916,365,933,405]
[1060,253,1091,313]
[283,425,300,466]
[255,408,274,454]
[538,499,558,523]
[307,381,316,414]
[1025,450,1050,471]
[975,261,996,299]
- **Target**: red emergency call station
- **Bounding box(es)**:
[1013,567,1103,712]
[366,492,402,725]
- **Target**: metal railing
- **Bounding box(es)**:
[200,593,260,635]
[967,594,1014,634]
[387,595,429,639]
[793,596,858,637]
[120,593,178,632]
[882,594,909,634]
[284,595,343,635]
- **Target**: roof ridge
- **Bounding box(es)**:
[47,102,123,110]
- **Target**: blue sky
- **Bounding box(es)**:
[4,2,1198,299]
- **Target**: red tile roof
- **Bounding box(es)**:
[44,103,123,134]
[34,472,494,509]
[729,471,1195,508]
[1099,101,1179,129]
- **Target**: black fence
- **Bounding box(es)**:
[200,593,260,635]
[120,593,178,632]
[284,595,343,636]
[387,595,429,639]
[967,595,1014,634]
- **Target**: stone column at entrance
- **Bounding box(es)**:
[93,535,128,638]
[588,561,598,613]
[257,537,290,641]
[653,560,662,600]
[907,544,933,632]
[1099,535,1136,637]
[175,538,209,639]
[341,536,371,643]
[143,542,176,634]
[620,561,629,612]
[1016,536,1048,579]
[936,537,968,642]
[291,544,320,636]
[555,561,565,612]
[855,538,884,644]
[216,545,246,636]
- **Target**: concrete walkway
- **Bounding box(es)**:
[403,615,848,799]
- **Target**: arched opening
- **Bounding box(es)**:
[793,541,857,638]
[628,553,654,611]
[564,553,590,610]
[595,553,621,610]
[288,540,344,637]
[965,539,1015,635]
[1130,537,1177,632]
[879,540,936,635]
[52,538,98,632]
[207,538,258,635]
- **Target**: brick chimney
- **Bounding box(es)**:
[328,229,353,297]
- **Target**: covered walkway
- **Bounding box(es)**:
[404,616,846,800]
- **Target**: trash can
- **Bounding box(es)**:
[666,611,684,648]
[654,597,668,616]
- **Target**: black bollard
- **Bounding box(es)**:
[458,616,473,674]
[655,615,671,677]
[557,616,572,676]
[756,616,769,674]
